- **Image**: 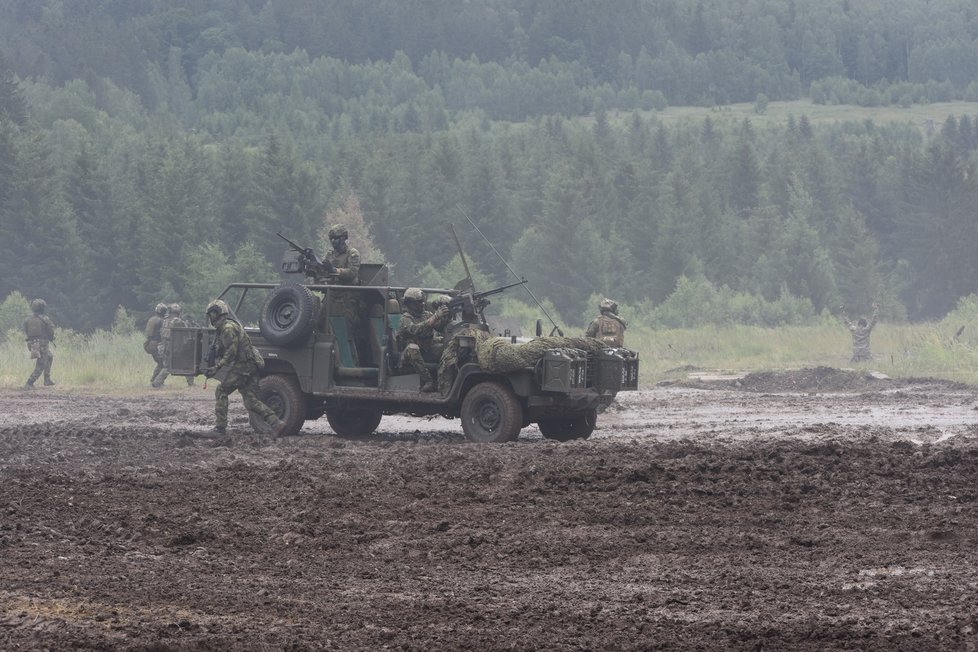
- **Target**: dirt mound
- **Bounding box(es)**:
[684,366,974,393]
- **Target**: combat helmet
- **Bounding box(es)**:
[429,294,451,309]
[169,303,181,316]
[205,299,230,323]
[327,224,349,239]
[599,298,618,314]
[155,302,168,316]
[30,298,47,314]
[403,287,426,303]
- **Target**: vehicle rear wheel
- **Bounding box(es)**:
[326,407,383,438]
[460,381,523,443]
[538,408,597,442]
[259,282,319,347]
[250,374,307,437]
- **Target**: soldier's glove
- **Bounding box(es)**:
[204,366,218,378]
[434,306,450,321]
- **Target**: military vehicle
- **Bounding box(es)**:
[169,245,638,443]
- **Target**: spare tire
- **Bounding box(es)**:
[259,282,319,347]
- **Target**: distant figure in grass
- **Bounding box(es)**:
[23,298,56,388]
[841,302,879,362]
[145,302,168,386]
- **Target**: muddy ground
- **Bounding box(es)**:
[2,368,978,650]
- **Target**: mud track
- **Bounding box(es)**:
[2,371,978,650]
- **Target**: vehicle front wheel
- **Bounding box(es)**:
[460,381,523,443]
[538,408,597,442]
[325,407,383,438]
[250,374,307,437]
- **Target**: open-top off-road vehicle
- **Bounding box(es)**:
[169,250,638,443]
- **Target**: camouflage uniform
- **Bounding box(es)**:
[152,304,194,388]
[145,304,167,384]
[23,299,55,387]
[323,225,363,357]
[436,325,492,394]
[585,298,627,347]
[206,300,282,434]
[842,304,879,362]
[398,288,451,391]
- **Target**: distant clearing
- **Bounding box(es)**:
[619,99,978,131]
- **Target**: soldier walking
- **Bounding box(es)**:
[23,298,56,388]
[586,298,627,347]
[151,303,195,388]
[145,303,167,386]
[203,299,284,437]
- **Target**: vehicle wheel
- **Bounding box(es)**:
[259,282,319,347]
[326,407,383,438]
[538,408,597,442]
[460,381,523,443]
[250,374,307,437]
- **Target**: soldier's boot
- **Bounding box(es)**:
[43,377,55,386]
[269,417,287,437]
[420,381,437,392]
[207,426,227,437]
[24,381,35,389]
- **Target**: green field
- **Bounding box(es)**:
[3,320,976,393]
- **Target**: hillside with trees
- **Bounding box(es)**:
[2,0,978,330]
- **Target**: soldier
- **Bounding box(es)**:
[324,224,361,285]
[841,303,879,362]
[203,299,285,437]
[151,304,195,388]
[585,298,627,347]
[397,288,451,392]
[427,294,452,358]
[23,298,56,388]
[145,303,168,386]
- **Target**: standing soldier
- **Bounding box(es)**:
[23,298,56,388]
[841,303,879,362]
[203,299,284,437]
[585,298,627,347]
[152,304,195,388]
[324,224,363,361]
[398,288,451,392]
[145,303,167,386]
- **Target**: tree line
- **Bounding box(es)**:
[3,2,978,330]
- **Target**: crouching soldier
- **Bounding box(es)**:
[203,299,284,437]
[398,288,450,392]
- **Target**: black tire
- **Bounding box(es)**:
[259,282,319,347]
[326,407,383,438]
[249,374,307,437]
[460,381,523,443]
[538,408,597,442]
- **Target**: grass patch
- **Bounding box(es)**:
[2,321,976,393]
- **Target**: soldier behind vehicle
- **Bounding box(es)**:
[585,298,627,347]
[144,302,168,386]
[203,299,285,437]
[841,302,879,362]
[23,298,56,388]
[151,303,195,388]
[398,288,451,392]
[323,224,361,285]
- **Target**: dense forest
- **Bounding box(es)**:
[2,0,978,330]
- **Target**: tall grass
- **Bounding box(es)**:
[0,330,183,393]
[2,320,976,392]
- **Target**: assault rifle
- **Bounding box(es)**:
[277,232,336,279]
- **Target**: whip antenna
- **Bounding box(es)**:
[458,206,563,336]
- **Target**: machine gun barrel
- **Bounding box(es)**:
[276,232,336,275]
[447,278,527,313]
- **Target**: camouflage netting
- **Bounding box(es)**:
[476,336,607,373]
